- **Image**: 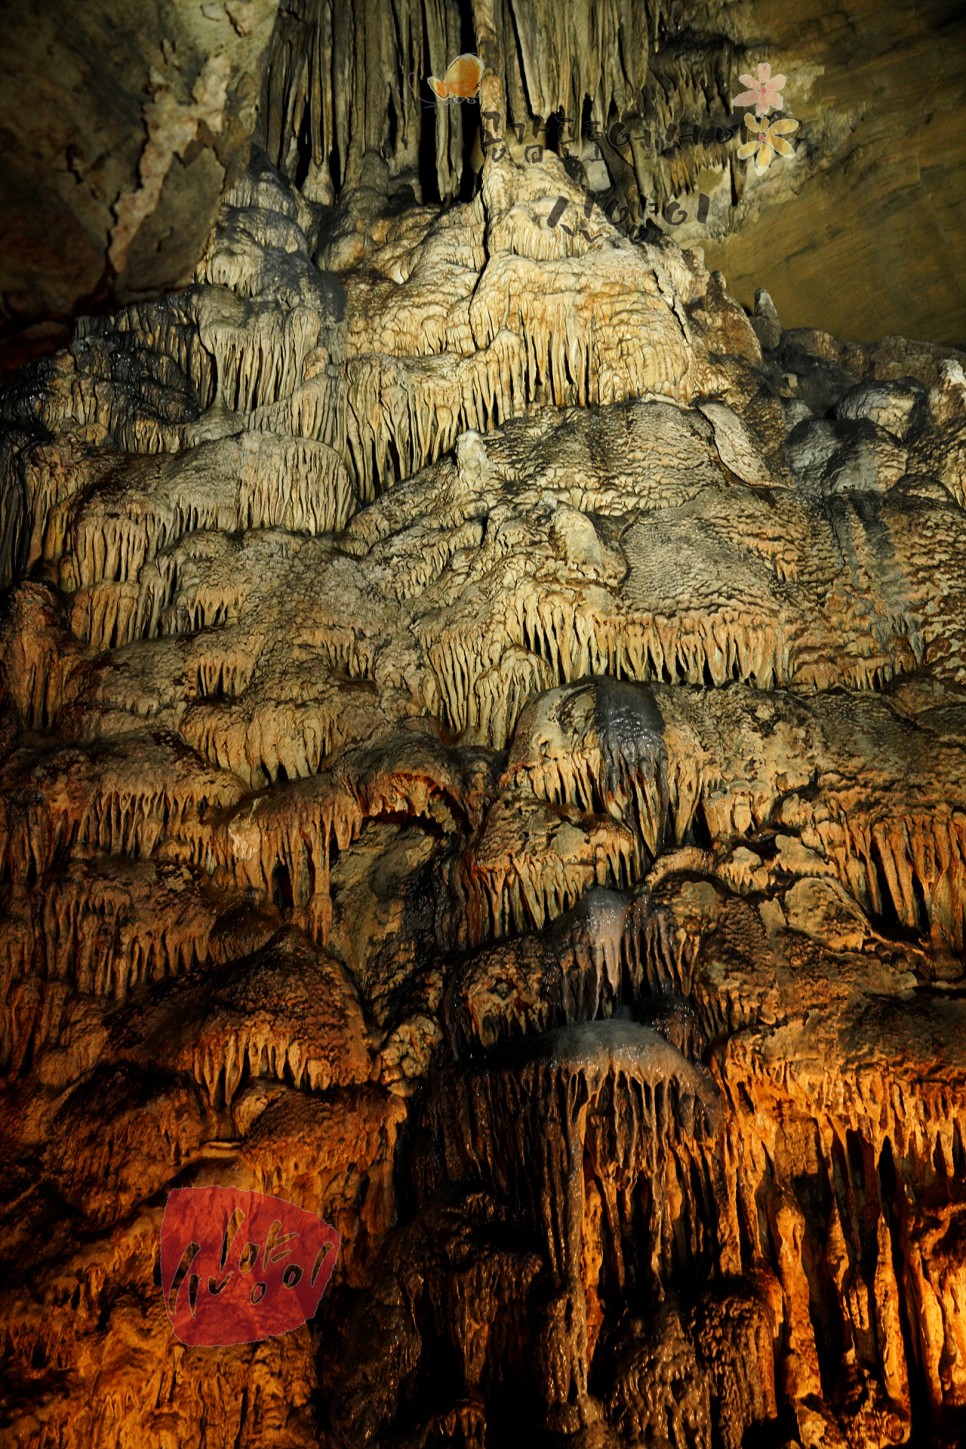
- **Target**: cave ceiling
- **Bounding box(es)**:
[1,1,966,1447]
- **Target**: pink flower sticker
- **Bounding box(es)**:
[160,1187,340,1346]
[733,61,786,117]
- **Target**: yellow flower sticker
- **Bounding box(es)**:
[737,112,799,174]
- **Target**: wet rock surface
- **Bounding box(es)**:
[2,7,966,1447]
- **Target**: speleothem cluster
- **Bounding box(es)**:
[2,12,966,1448]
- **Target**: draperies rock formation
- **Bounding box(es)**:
[4,0,964,381]
[257,0,966,342]
[2,6,966,1448]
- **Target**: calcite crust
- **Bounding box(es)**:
[2,10,966,1448]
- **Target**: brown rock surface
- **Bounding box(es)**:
[0,0,280,377]
[2,3,966,1448]
[696,0,966,342]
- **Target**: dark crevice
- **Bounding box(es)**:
[271,861,294,915]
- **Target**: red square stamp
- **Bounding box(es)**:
[160,1187,340,1346]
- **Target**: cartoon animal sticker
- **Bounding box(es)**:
[428,53,484,101]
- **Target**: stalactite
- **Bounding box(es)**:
[1,40,966,1449]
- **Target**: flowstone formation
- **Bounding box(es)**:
[2,9,966,1448]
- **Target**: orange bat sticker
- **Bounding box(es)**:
[428,53,484,102]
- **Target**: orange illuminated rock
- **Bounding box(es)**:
[1,7,965,1446]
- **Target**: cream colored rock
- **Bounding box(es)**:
[2,56,966,1449]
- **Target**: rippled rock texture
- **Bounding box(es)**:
[2,3,966,1447]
